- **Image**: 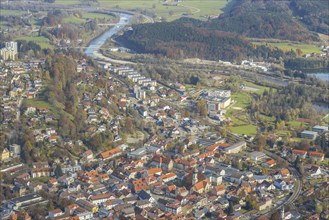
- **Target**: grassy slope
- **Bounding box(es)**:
[252,41,321,55]
[56,0,230,21]
[14,36,53,49]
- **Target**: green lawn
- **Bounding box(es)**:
[24,98,75,120]
[259,114,275,123]
[232,92,251,108]
[243,81,275,95]
[24,99,58,115]
[15,36,53,49]
[287,120,306,129]
[318,158,329,166]
[0,10,27,16]
[62,15,85,24]
[231,124,258,136]
[252,41,321,55]
[83,12,116,20]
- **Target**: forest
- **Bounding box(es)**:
[206,0,325,41]
[117,21,294,62]
[250,83,329,121]
[284,58,329,72]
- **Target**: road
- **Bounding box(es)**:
[16,92,26,121]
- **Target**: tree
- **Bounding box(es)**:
[245,195,257,210]
[299,139,310,151]
[255,134,266,151]
[315,203,323,214]
[125,118,134,134]
[226,201,234,215]
[294,156,305,176]
[220,128,227,138]
[54,165,63,178]
[270,210,281,220]
[196,100,208,117]
[196,82,201,91]
[296,48,302,57]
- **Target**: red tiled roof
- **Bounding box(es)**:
[292,149,307,155]
[100,147,121,160]
[309,151,324,158]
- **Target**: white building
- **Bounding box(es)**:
[0,41,18,60]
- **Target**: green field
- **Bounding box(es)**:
[62,15,85,24]
[24,99,58,115]
[252,41,321,55]
[15,36,53,49]
[231,124,258,136]
[63,12,116,24]
[243,81,275,95]
[55,0,230,21]
[231,92,251,108]
[0,10,27,16]
[83,12,116,20]
[287,120,306,129]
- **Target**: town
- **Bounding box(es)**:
[0,39,328,220]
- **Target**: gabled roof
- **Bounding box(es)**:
[100,147,121,160]
[152,155,171,164]
[292,149,307,155]
[193,179,210,191]
[138,190,151,200]
[309,151,324,158]
[280,168,290,176]
[265,159,276,166]
[146,167,162,176]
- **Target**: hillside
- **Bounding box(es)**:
[206,0,323,42]
[117,20,293,62]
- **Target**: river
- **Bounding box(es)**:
[85,13,133,58]
[307,73,329,82]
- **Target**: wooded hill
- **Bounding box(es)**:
[117,0,327,62]
[206,0,325,42]
[117,20,293,62]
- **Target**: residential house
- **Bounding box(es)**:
[151,155,173,171]
[76,199,98,213]
[257,197,272,211]
[191,179,211,194]
[31,167,53,178]
[308,165,322,177]
[89,193,115,206]
[222,141,246,154]
[309,152,325,161]
[262,159,276,168]
[159,172,177,183]
[0,148,10,161]
[48,209,65,219]
[292,149,307,159]
[280,168,290,178]
[138,190,156,204]
[249,151,266,161]
[8,144,21,157]
[100,147,122,160]
[212,184,225,196]
[165,202,182,215]
[274,179,293,190]
[145,167,162,177]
